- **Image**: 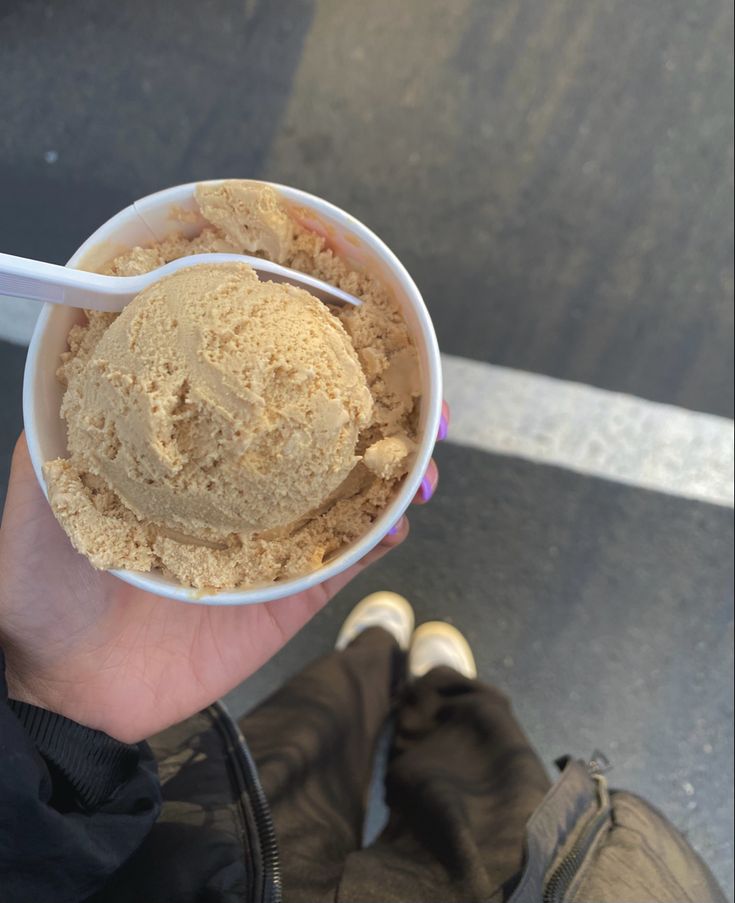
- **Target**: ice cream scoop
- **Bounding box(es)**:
[57,262,373,540]
[0,250,361,312]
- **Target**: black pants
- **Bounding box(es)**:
[240,628,551,903]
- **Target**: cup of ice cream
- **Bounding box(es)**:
[23,180,442,605]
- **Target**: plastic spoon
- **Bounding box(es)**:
[0,251,361,313]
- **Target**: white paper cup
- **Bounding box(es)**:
[23,180,442,605]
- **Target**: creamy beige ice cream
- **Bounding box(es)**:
[59,262,373,538]
[44,181,420,590]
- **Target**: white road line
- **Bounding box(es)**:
[1,309,732,507]
[443,354,734,508]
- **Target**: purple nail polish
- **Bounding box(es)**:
[420,476,434,502]
[387,521,401,536]
[437,415,448,441]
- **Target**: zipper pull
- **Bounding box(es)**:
[587,751,612,810]
[587,749,612,776]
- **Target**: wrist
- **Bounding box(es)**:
[3,657,135,742]
[4,653,48,702]
[5,672,49,709]
[3,656,71,726]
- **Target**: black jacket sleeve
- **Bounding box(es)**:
[0,649,162,903]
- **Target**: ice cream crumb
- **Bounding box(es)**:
[364,435,416,480]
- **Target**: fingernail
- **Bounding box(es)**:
[420,476,434,503]
[437,415,449,441]
[387,520,402,536]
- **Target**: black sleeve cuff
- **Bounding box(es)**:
[7,698,142,809]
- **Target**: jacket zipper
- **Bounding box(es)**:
[212,703,283,903]
[542,770,611,903]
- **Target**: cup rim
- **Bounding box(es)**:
[23,180,442,605]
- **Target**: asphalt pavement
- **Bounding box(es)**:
[1,0,733,892]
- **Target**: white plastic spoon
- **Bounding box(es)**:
[0,251,361,313]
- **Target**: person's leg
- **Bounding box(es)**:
[239,593,412,903]
[338,624,551,903]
